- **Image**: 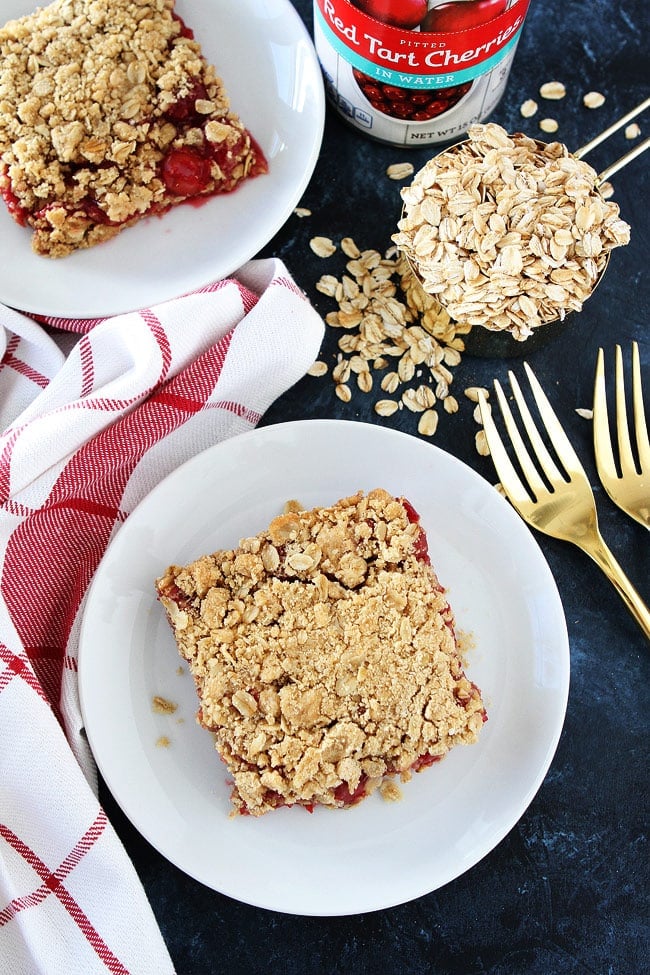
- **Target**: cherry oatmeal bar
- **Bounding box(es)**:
[0,0,267,257]
[155,489,486,817]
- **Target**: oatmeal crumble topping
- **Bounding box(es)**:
[0,0,266,256]
[155,489,486,817]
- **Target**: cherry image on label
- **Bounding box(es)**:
[353,69,472,121]
[348,1,508,122]
[421,0,509,32]
[351,0,428,29]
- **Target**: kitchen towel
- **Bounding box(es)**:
[0,258,324,974]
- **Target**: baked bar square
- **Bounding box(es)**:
[0,0,267,257]
[156,490,486,817]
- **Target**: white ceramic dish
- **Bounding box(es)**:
[79,420,570,916]
[0,0,324,318]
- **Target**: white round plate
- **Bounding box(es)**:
[79,420,570,916]
[0,0,324,318]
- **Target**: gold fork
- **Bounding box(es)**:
[478,363,650,640]
[593,342,649,529]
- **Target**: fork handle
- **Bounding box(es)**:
[582,533,650,640]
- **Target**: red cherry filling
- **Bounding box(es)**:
[161,146,212,196]
[333,775,370,806]
[410,752,442,772]
[78,197,118,226]
[1,177,28,225]
[400,496,431,564]
[161,580,194,613]
[163,81,209,123]
[172,11,194,39]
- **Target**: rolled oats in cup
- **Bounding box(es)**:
[391,122,631,353]
[313,1,532,147]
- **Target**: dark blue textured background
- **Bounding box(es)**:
[100,1,649,971]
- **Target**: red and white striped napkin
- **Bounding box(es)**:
[0,258,324,974]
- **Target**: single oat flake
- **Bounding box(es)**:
[540,81,566,100]
[387,162,415,181]
[583,91,606,109]
[307,361,328,377]
[375,399,399,417]
[520,99,538,118]
[310,236,337,258]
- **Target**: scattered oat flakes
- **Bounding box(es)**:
[341,236,361,258]
[416,384,436,409]
[443,396,459,414]
[520,98,538,118]
[539,117,559,133]
[625,122,641,140]
[152,696,177,715]
[294,207,312,218]
[310,236,337,258]
[309,236,468,436]
[386,162,415,181]
[402,388,426,412]
[583,91,606,109]
[357,370,373,393]
[332,358,350,383]
[540,81,566,100]
[307,360,328,377]
[464,386,489,402]
[381,371,400,394]
[349,354,369,375]
[315,274,340,297]
[418,409,439,437]
[375,399,399,417]
[575,407,593,419]
[473,402,488,424]
[475,430,490,456]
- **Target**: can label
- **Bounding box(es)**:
[313,0,532,146]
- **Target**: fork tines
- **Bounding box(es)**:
[593,342,650,529]
[479,363,589,505]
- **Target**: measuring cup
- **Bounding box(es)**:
[396,97,650,357]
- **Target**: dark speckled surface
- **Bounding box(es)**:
[100,1,649,971]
